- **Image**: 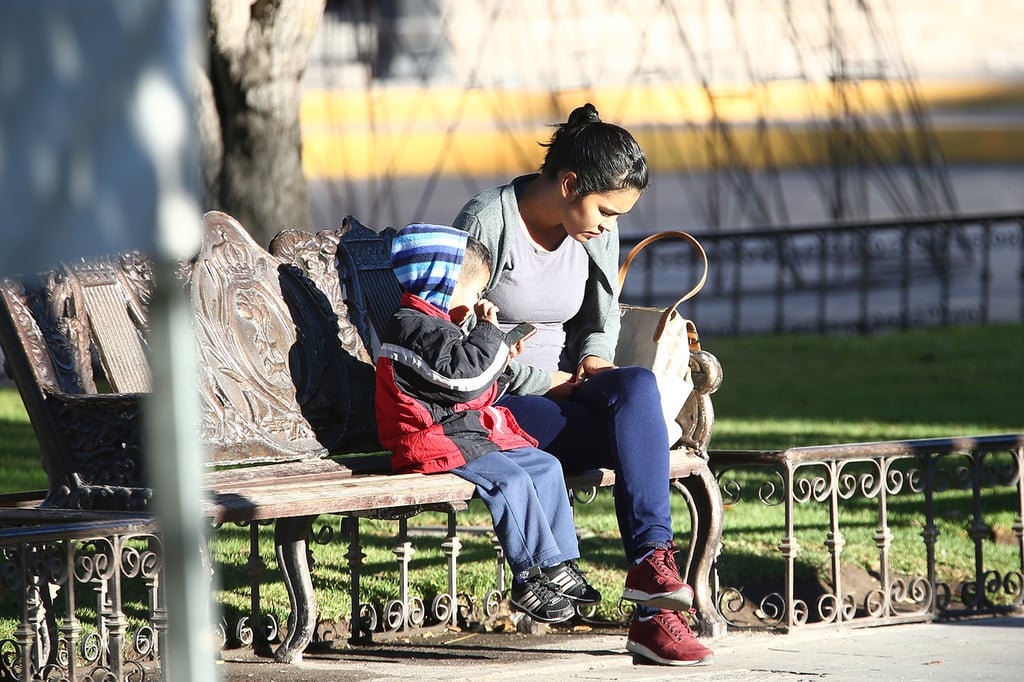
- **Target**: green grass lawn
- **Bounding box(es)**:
[1,323,1021,635]
[709,323,1023,449]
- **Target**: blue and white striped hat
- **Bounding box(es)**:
[390,223,468,313]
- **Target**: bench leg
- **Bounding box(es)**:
[386,517,428,631]
[273,515,318,664]
[487,535,507,619]
[345,516,373,643]
[244,523,273,657]
[389,518,415,631]
[437,511,461,627]
[672,466,728,638]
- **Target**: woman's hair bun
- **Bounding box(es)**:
[566,103,601,127]
[539,101,648,195]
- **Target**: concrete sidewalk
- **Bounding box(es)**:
[217,616,1024,681]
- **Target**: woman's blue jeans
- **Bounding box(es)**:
[498,366,674,563]
[453,446,579,576]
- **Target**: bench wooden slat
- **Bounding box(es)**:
[204,449,707,525]
[203,458,359,489]
[206,470,479,524]
[82,280,151,393]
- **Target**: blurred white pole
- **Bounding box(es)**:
[0,2,217,679]
[128,4,219,681]
[147,256,218,682]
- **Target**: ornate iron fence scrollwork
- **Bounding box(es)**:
[710,434,1024,632]
[0,514,163,681]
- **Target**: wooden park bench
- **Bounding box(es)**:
[0,210,726,665]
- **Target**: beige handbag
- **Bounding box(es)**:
[615,231,710,448]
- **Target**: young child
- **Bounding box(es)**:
[375,223,600,623]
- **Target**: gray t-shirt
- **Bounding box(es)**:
[486,223,589,371]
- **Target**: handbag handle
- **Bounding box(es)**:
[617,231,708,345]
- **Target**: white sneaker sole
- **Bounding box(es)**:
[621,586,694,611]
[626,640,714,666]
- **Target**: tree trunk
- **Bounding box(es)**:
[205,0,325,247]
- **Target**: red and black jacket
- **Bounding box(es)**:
[375,292,537,474]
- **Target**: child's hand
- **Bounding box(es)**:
[474,298,499,326]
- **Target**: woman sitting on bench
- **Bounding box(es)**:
[453,104,714,667]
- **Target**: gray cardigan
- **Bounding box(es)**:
[453,174,621,396]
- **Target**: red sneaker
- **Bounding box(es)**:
[621,542,694,610]
[626,609,714,666]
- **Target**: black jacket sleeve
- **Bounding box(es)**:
[383,311,510,406]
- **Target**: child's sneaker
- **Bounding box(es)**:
[509,574,575,623]
[621,541,694,610]
[543,560,602,605]
[626,609,714,666]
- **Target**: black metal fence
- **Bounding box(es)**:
[0,512,163,681]
[710,434,1024,631]
[620,212,1024,336]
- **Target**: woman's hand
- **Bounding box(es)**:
[574,355,616,382]
[545,370,578,399]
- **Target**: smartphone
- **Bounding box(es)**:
[505,322,537,345]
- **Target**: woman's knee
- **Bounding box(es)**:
[600,365,661,401]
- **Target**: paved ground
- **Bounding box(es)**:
[216,615,1024,681]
